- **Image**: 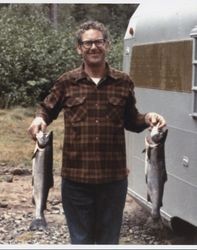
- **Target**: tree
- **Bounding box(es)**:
[48,4,58,29]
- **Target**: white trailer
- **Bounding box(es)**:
[123,0,197,229]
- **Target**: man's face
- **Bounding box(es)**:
[77,29,109,67]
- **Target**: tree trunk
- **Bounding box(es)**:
[48,4,58,29]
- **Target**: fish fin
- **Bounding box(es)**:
[32,148,38,159]
[47,169,54,188]
[50,177,54,188]
[147,193,151,202]
[162,128,168,143]
[32,196,35,205]
[147,147,151,160]
[162,169,168,182]
[43,203,47,210]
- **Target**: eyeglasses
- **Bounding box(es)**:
[80,39,106,49]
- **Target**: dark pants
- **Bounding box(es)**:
[61,178,128,244]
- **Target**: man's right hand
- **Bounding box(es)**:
[28,117,47,141]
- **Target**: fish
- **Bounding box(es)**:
[29,131,53,231]
[144,126,168,221]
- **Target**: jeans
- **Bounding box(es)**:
[61,178,128,244]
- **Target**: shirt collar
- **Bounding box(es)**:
[74,62,120,82]
[106,64,121,80]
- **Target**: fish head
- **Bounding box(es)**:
[150,126,168,144]
[36,131,53,148]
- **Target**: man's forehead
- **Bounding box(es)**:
[81,29,104,40]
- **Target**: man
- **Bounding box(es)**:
[28,21,166,244]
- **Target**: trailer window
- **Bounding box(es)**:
[130,40,192,92]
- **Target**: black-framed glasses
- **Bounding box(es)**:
[80,39,106,49]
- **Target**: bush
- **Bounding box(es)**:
[107,35,124,71]
[0,6,78,107]
[0,5,123,108]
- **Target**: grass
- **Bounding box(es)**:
[0,106,64,170]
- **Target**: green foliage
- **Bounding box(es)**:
[0,4,127,108]
[107,35,124,71]
[70,4,137,38]
[0,5,78,107]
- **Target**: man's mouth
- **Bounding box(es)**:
[88,53,100,55]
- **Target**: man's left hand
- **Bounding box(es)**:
[145,112,166,129]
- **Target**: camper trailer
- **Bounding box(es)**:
[123,0,197,229]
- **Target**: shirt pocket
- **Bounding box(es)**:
[65,96,87,123]
[107,95,126,124]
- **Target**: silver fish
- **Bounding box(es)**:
[144,126,168,221]
[29,131,53,231]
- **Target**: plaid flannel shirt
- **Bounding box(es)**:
[37,63,148,183]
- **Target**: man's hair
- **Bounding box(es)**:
[75,20,109,44]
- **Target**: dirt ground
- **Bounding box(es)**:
[1,169,197,246]
[0,173,63,223]
[0,172,136,228]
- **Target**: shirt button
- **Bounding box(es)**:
[95,137,99,141]
[95,119,99,124]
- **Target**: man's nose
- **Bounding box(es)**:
[90,42,97,49]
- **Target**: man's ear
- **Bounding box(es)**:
[105,40,111,52]
[77,45,82,55]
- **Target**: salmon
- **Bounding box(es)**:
[144,126,168,221]
[29,131,53,230]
